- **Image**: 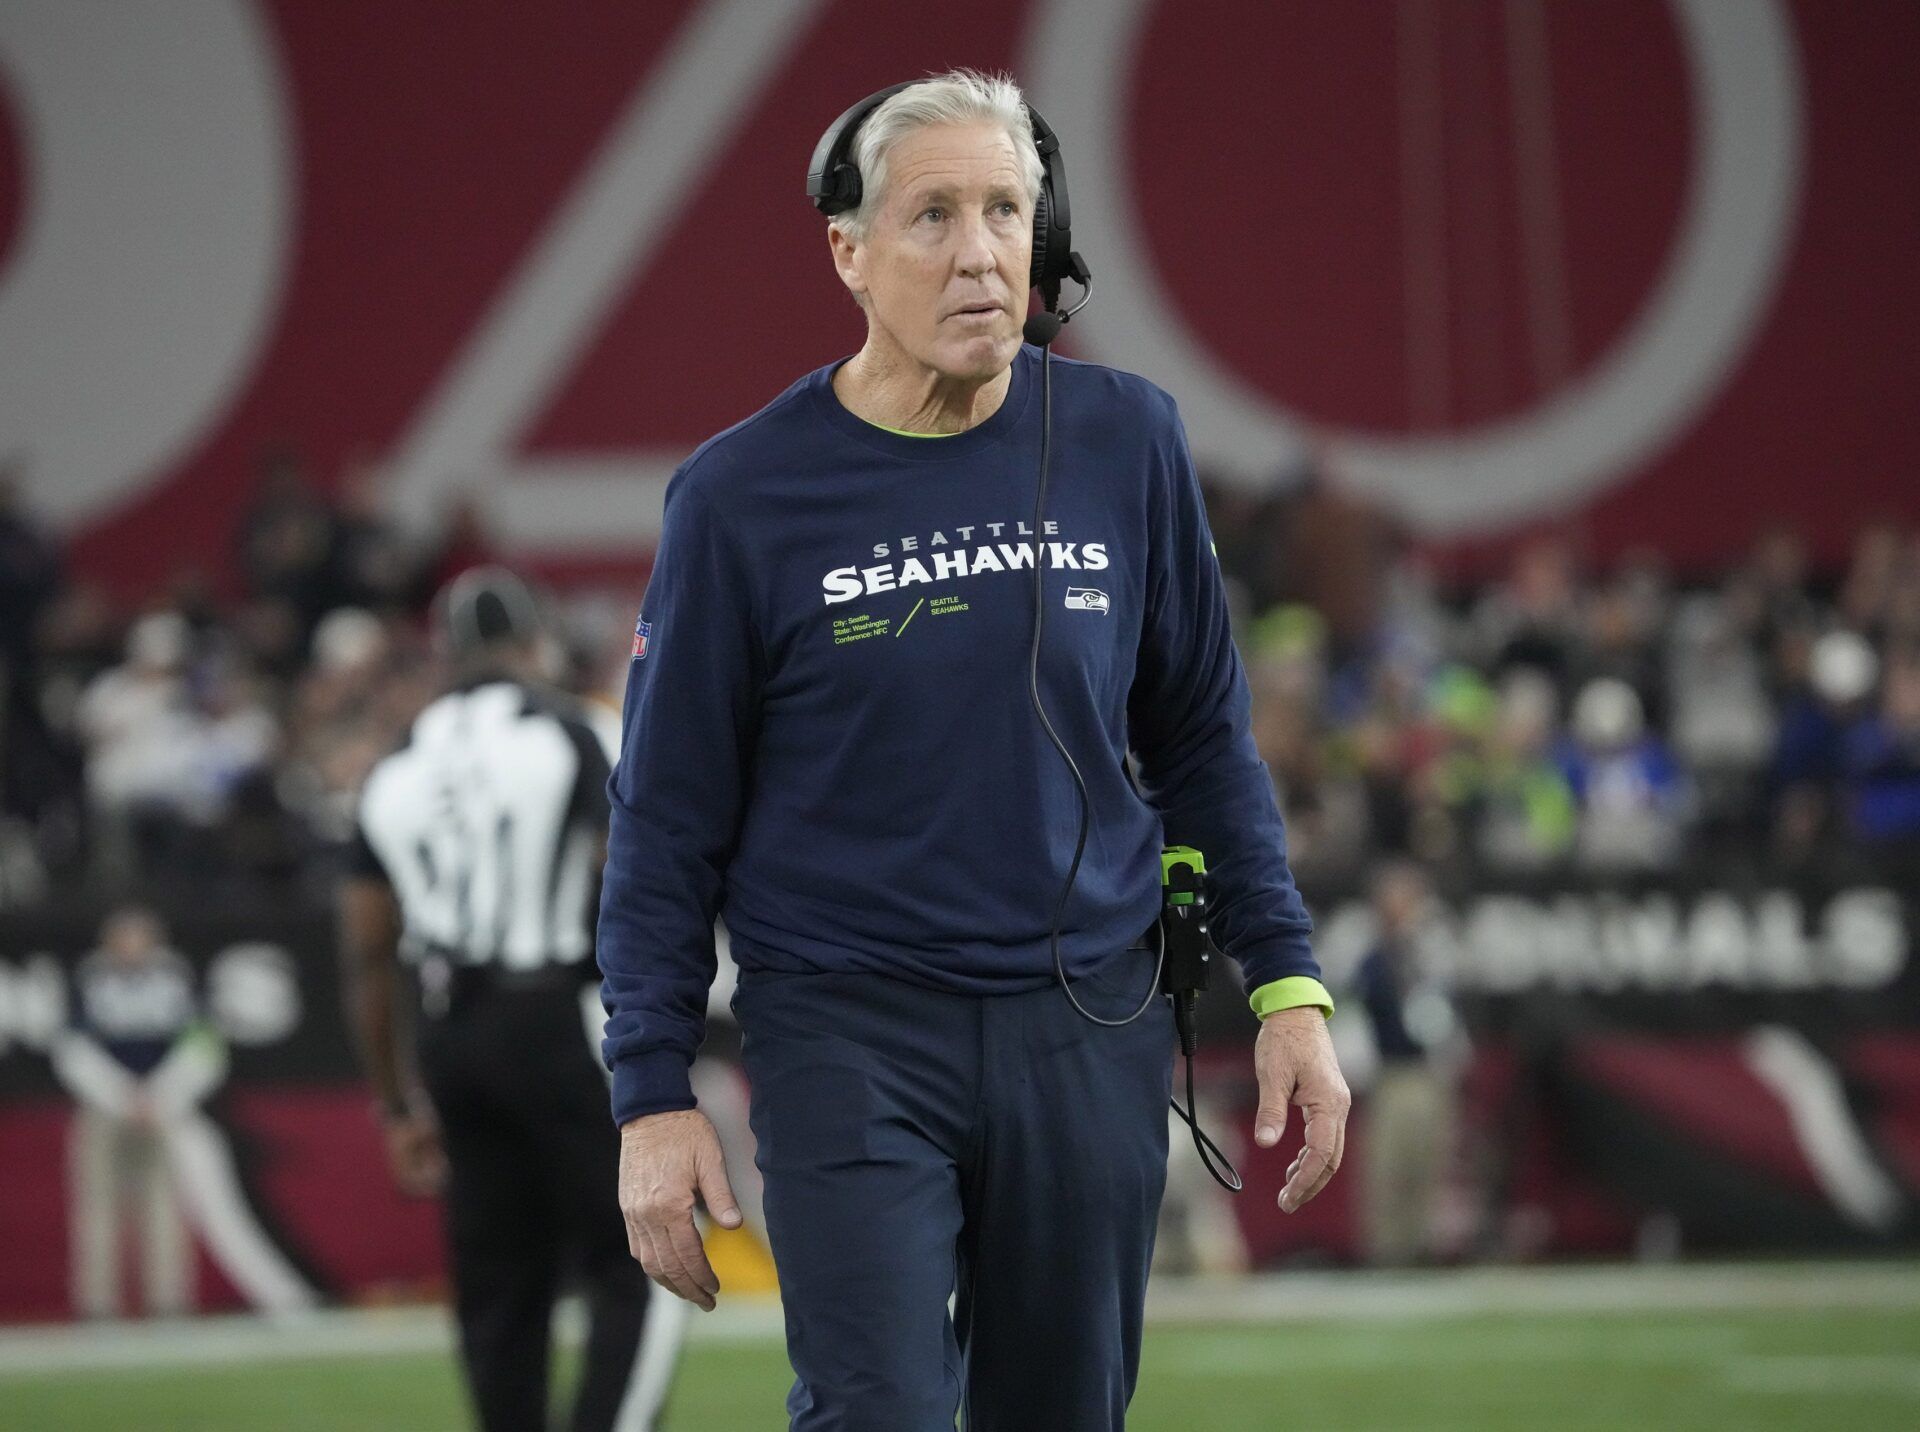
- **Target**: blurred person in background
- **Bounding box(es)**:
[1200,472,1286,615]
[326,453,431,616]
[51,907,208,1319]
[1474,538,1584,698]
[0,458,62,718]
[1843,648,1920,852]
[1412,664,1499,861]
[1741,526,1821,646]
[340,568,678,1432]
[185,658,288,883]
[71,612,290,888]
[17,583,118,874]
[1569,563,1669,734]
[0,458,61,651]
[1666,582,1776,850]
[1560,676,1690,873]
[1771,629,1878,866]
[1351,861,1461,1267]
[1273,466,1405,665]
[235,445,340,644]
[51,907,318,1320]
[0,460,66,889]
[275,606,441,897]
[282,606,403,843]
[1836,521,1907,641]
[1251,636,1372,886]
[74,612,201,885]
[1885,532,1920,649]
[1472,670,1577,873]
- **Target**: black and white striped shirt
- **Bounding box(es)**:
[353,680,616,971]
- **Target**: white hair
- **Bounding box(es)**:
[830,68,1042,243]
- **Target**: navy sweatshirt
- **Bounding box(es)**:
[598,345,1319,1123]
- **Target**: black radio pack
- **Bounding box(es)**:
[1157,846,1241,1190]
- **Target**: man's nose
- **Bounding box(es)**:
[953,214,996,278]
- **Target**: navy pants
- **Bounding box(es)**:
[734,943,1174,1432]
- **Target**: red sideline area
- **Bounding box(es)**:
[0,1089,444,1323]
[9,1034,1920,1322]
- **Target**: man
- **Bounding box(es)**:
[341,570,680,1432]
[599,70,1350,1430]
[54,906,204,1319]
[1351,861,1462,1266]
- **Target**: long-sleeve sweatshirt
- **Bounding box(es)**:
[597,344,1322,1124]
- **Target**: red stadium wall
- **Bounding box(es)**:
[1,0,1916,598]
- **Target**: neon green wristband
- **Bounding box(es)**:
[1249,976,1335,1019]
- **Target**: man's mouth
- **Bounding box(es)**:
[948,303,1002,320]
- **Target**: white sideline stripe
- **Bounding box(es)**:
[1142,1261,1920,1324]
[3,1263,1918,1378]
[0,1300,783,1378]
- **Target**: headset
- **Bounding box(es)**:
[808,82,1237,1190]
[806,80,1090,333]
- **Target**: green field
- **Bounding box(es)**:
[5,1267,1919,1431]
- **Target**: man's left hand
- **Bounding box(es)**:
[382,1112,448,1198]
[1252,1006,1351,1213]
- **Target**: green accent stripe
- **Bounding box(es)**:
[865,419,961,438]
[1249,976,1335,1019]
[895,596,925,636]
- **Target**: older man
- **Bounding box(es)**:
[599,69,1349,1431]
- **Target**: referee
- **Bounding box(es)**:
[340,569,680,1432]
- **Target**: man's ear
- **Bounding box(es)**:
[828,223,867,303]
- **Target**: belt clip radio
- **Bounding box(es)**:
[1158,844,1243,1191]
[1159,845,1216,1058]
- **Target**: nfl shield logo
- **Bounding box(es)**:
[632,618,652,659]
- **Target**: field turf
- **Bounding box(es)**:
[4,1267,1917,1430]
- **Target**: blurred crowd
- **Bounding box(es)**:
[4,451,1919,907]
[1208,472,1920,893]
[0,454,633,906]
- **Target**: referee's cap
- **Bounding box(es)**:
[436,566,544,658]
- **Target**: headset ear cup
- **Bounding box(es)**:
[1029,184,1052,289]
[832,162,862,217]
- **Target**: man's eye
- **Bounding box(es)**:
[919,207,945,223]
[995,202,1019,218]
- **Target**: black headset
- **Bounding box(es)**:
[805,80,1089,335]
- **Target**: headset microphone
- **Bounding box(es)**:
[1021,311,1064,348]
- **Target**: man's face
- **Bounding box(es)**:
[834,121,1032,382]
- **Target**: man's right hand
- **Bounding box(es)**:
[619,1108,743,1311]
